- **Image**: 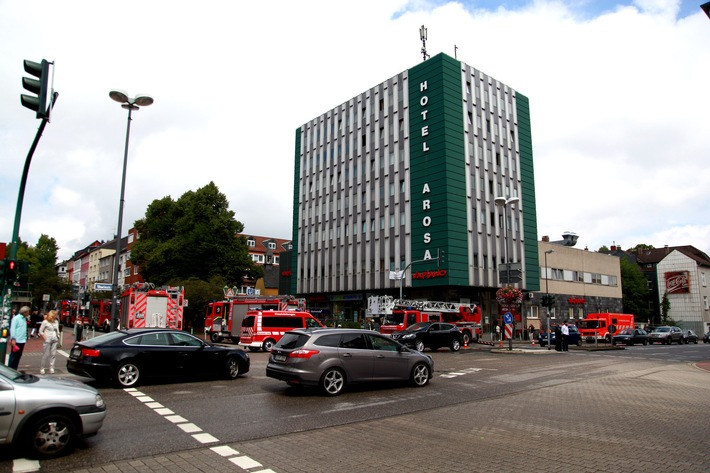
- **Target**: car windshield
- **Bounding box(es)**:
[0,363,37,383]
[383,313,405,325]
[407,322,430,331]
[653,327,670,333]
[618,329,633,335]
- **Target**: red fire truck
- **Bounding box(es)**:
[205,294,306,344]
[119,283,186,330]
[89,299,112,332]
[578,313,635,343]
[59,300,79,326]
[368,296,482,344]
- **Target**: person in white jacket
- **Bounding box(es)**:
[39,310,60,374]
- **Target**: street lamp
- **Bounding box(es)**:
[544,249,554,350]
[108,90,153,331]
[701,2,710,19]
[494,196,519,350]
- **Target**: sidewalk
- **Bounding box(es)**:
[6,327,86,377]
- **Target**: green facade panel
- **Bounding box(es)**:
[408,53,468,287]
[290,128,302,295]
[515,93,540,291]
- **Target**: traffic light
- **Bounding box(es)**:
[5,260,17,282]
[541,294,556,309]
[21,59,50,119]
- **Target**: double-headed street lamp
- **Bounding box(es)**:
[544,249,554,350]
[108,90,153,331]
[495,195,519,350]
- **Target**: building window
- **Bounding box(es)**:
[704,296,709,311]
[268,242,276,249]
[528,306,538,319]
[702,272,707,287]
[247,239,256,247]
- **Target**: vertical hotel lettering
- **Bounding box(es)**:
[419,80,434,261]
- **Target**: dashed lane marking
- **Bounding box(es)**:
[124,387,275,471]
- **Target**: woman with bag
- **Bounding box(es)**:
[39,310,60,374]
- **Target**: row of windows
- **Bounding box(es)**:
[251,254,279,265]
[543,268,618,287]
[247,239,277,249]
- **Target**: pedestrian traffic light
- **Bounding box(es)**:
[21,59,50,119]
[5,260,17,282]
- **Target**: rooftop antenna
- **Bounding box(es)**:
[454,44,458,59]
[420,25,430,61]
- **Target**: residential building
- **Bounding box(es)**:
[290,52,539,324]
[241,234,291,296]
[529,236,622,332]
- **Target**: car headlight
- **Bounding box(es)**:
[95,394,105,409]
[401,334,415,340]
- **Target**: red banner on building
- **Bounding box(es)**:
[665,271,690,294]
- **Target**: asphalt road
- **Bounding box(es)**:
[2,340,710,472]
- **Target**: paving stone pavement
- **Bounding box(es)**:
[9,334,710,473]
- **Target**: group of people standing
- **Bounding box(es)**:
[8,306,61,374]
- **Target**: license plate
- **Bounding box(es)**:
[274,354,286,362]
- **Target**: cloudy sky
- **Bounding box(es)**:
[1,0,709,261]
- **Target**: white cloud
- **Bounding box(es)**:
[1,0,709,260]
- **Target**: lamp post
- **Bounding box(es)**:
[701,2,710,19]
[544,249,554,350]
[108,90,153,331]
[494,196,519,350]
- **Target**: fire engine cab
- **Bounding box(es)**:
[119,283,186,330]
[205,294,306,344]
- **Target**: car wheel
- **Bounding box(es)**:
[576,339,582,347]
[642,340,647,345]
[116,361,141,388]
[25,413,76,459]
[450,338,461,352]
[320,368,345,396]
[462,332,471,345]
[414,340,425,352]
[262,339,276,352]
[225,357,240,380]
[210,333,222,343]
[410,363,431,387]
[679,338,685,345]
[648,340,653,344]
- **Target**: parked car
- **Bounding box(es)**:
[266,328,434,396]
[648,326,684,345]
[67,328,250,388]
[704,331,710,343]
[612,328,648,346]
[0,363,106,459]
[538,324,582,347]
[684,330,699,344]
[391,322,462,352]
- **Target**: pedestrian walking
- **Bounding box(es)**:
[529,324,535,345]
[8,306,31,370]
[561,320,570,351]
[29,309,41,338]
[554,324,562,351]
[39,310,60,374]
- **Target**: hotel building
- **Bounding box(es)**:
[290,52,539,324]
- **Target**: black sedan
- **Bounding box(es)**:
[704,332,710,343]
[612,328,648,346]
[67,328,250,388]
[538,324,582,347]
[391,322,462,352]
[685,330,699,344]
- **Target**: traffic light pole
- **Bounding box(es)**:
[0,99,56,365]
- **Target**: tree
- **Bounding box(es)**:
[166,276,226,332]
[130,182,264,286]
[619,258,649,321]
[16,235,72,306]
[628,243,655,252]
[660,291,671,324]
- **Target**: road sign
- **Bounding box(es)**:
[505,323,513,340]
[94,283,113,291]
[499,271,522,283]
[503,312,513,324]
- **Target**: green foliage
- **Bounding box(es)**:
[15,235,72,305]
[620,258,649,320]
[166,276,226,332]
[597,245,610,253]
[130,182,264,285]
[660,291,671,324]
[628,243,654,251]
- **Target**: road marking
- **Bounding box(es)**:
[12,459,39,473]
[439,367,489,378]
[125,388,273,471]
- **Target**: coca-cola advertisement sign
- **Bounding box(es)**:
[665,271,690,294]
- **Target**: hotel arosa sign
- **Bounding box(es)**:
[418,80,437,262]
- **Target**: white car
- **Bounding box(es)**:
[0,363,106,459]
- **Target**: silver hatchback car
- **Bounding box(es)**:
[0,363,106,459]
[266,328,434,396]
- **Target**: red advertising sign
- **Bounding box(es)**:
[665,271,690,294]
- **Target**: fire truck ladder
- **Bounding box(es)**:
[367,295,478,314]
